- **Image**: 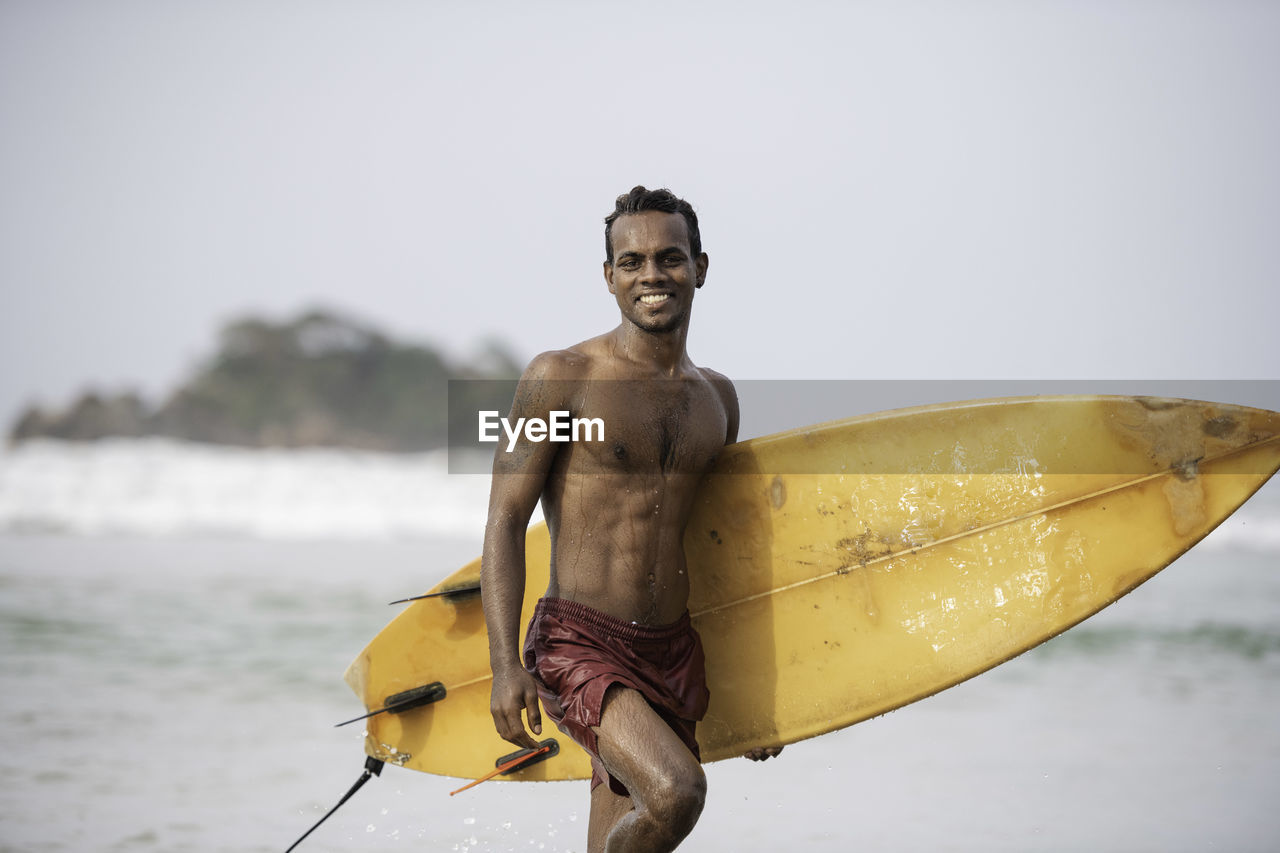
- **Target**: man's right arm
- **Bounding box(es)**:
[481,351,573,749]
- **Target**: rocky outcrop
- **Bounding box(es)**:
[9,309,521,452]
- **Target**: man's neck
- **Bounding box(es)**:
[611,322,691,376]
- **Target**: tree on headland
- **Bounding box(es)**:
[9,309,521,452]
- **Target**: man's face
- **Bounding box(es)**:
[604,211,708,335]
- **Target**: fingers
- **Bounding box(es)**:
[525,686,543,737]
[743,745,784,762]
[511,730,541,750]
[490,680,544,750]
[493,705,540,750]
[492,697,537,747]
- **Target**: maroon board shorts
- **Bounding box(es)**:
[522,597,710,796]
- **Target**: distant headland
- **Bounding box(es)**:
[9,309,522,452]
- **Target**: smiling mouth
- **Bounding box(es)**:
[639,293,671,305]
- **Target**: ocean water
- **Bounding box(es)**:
[0,440,1277,852]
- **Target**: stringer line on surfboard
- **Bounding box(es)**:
[379,432,1280,702]
[692,433,1280,618]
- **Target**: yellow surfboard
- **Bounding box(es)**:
[343,395,1279,782]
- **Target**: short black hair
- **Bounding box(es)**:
[604,186,702,263]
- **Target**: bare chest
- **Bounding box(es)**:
[568,380,728,475]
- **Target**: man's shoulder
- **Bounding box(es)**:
[695,365,737,405]
[520,345,595,382]
[696,365,735,392]
[521,332,620,382]
[693,366,739,443]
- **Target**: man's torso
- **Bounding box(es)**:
[540,339,731,625]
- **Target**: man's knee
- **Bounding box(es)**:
[647,760,706,830]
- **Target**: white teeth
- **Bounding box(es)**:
[640,294,670,304]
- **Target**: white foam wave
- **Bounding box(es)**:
[0,438,494,540]
[0,439,1274,549]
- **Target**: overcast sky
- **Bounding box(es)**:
[2,1,1277,430]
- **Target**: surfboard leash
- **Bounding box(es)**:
[284,738,559,849]
[284,755,384,853]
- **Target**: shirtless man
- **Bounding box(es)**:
[482,186,777,852]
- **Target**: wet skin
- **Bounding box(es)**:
[482,211,777,852]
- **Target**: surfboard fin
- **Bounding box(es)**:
[334,681,447,727]
[388,580,482,606]
[284,755,384,852]
[496,738,560,774]
[448,739,560,796]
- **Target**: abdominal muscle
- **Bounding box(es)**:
[543,471,702,625]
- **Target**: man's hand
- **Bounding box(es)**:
[490,666,544,750]
[743,746,783,762]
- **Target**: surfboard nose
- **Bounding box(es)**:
[1101,396,1280,477]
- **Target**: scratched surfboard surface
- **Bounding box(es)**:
[343,396,1280,781]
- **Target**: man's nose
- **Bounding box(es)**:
[638,258,667,283]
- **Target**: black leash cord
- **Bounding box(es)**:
[285,756,385,852]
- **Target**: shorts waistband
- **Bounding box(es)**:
[534,597,691,642]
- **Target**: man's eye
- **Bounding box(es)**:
[662,256,685,266]
[619,260,641,270]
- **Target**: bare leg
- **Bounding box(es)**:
[587,780,633,853]
[588,686,706,853]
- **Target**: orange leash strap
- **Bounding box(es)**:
[449,745,551,796]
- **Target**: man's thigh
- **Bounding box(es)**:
[590,685,704,805]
